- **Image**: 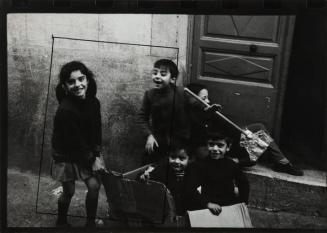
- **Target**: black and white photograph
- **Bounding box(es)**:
[5,12,327,229]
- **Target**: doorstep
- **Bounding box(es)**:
[244,164,327,218]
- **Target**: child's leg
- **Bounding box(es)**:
[246,123,289,164]
[266,142,290,164]
[247,123,303,176]
[57,181,75,225]
[84,176,101,226]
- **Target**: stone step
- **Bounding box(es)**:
[244,164,327,218]
[249,208,327,229]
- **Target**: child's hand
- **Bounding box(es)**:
[204,104,222,112]
[145,134,159,153]
[92,155,106,172]
[244,129,254,139]
[231,157,240,164]
[207,202,222,215]
[139,165,155,181]
[139,173,149,180]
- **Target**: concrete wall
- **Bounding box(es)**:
[7,14,190,173]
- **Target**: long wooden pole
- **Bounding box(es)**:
[184,87,246,135]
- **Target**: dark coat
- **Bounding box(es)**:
[52,96,102,165]
[137,85,191,142]
[185,157,249,208]
[149,160,200,216]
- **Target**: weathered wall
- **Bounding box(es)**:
[7,14,189,173]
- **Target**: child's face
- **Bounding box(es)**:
[207,139,230,160]
[152,66,175,89]
[169,149,189,172]
[65,70,88,99]
[198,88,210,104]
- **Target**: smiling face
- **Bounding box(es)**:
[151,66,175,89]
[64,70,88,99]
[168,149,189,172]
[207,138,230,160]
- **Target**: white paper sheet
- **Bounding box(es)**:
[187,203,252,228]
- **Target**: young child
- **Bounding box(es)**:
[51,61,105,227]
[137,59,190,164]
[186,82,303,176]
[186,83,222,160]
[185,130,249,215]
[142,140,196,216]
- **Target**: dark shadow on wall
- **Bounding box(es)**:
[280,9,326,170]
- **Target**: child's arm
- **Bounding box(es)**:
[137,91,158,153]
[93,98,102,156]
[184,164,207,211]
[204,103,222,112]
[137,91,152,135]
[140,163,164,183]
[234,166,250,204]
[185,164,222,215]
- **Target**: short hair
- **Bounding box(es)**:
[186,83,207,95]
[206,130,232,146]
[168,138,192,159]
[56,61,97,103]
[154,59,179,80]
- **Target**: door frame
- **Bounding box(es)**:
[185,15,195,85]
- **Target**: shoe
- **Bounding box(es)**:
[272,163,304,176]
[55,219,71,228]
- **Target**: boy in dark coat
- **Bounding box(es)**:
[137,59,190,164]
[186,82,303,176]
[185,130,249,215]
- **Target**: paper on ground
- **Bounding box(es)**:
[187,203,252,228]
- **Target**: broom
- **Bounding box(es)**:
[184,87,273,162]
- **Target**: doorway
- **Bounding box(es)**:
[280,10,326,170]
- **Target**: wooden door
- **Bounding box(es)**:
[190,15,295,139]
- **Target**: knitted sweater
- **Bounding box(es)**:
[52,96,102,163]
[137,85,190,141]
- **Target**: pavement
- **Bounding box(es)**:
[6,167,327,229]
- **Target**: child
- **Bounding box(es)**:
[186,83,222,160]
[142,140,196,216]
[185,130,249,215]
[51,61,105,227]
[137,59,190,164]
[187,82,303,176]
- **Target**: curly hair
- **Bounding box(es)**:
[56,61,97,103]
